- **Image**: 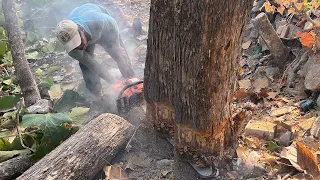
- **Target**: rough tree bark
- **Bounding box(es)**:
[0,155,34,180]
[17,113,135,180]
[145,0,252,166]
[2,0,41,106]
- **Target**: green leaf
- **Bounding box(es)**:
[54,39,65,52]
[35,68,43,75]
[2,78,13,85]
[3,51,12,65]
[10,135,35,150]
[0,149,31,163]
[0,14,5,27]
[0,95,21,112]
[41,78,54,88]
[0,27,6,39]
[267,141,280,152]
[22,113,72,160]
[42,38,57,53]
[41,64,49,69]
[61,82,76,91]
[67,107,89,126]
[47,66,59,74]
[0,40,7,57]
[53,90,88,113]
[0,112,16,129]
[0,139,11,151]
[0,131,11,140]
[12,86,21,94]
[26,32,37,44]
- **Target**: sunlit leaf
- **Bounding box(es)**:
[0,139,11,151]
[296,3,304,10]
[275,0,283,6]
[277,5,286,15]
[296,142,320,178]
[311,0,320,9]
[67,107,89,126]
[35,68,43,75]
[48,84,63,100]
[263,1,276,13]
[283,0,291,8]
[288,7,296,14]
[0,149,30,163]
[296,30,315,47]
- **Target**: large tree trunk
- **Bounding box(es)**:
[17,113,135,180]
[145,0,252,166]
[2,0,41,106]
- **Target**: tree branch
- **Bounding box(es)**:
[15,99,35,152]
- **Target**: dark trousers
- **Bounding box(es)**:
[80,29,135,95]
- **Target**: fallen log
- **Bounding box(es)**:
[0,155,34,180]
[252,12,289,69]
[17,113,135,180]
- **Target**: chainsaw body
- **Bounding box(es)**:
[112,78,144,114]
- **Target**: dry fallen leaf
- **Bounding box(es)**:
[236,146,250,161]
[266,91,278,100]
[48,84,63,100]
[280,142,304,172]
[238,79,251,89]
[244,136,261,149]
[104,164,128,180]
[277,5,285,15]
[242,40,252,50]
[233,88,250,100]
[296,30,315,48]
[252,77,269,92]
[263,1,276,13]
[259,152,279,166]
[296,142,320,178]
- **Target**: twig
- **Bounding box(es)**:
[1,65,10,76]
[23,16,49,21]
[0,129,41,139]
[24,1,55,19]
[15,99,35,152]
[125,123,142,152]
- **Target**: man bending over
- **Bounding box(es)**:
[55,3,135,96]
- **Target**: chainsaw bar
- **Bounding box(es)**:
[165,137,218,179]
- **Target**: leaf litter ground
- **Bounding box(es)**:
[3,0,320,179]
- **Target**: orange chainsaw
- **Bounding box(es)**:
[112,77,144,114]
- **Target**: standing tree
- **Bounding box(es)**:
[145,0,252,167]
[2,0,41,106]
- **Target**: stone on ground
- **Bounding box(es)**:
[244,120,276,140]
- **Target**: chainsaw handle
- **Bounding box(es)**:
[117,80,144,99]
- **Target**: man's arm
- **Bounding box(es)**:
[68,50,114,83]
